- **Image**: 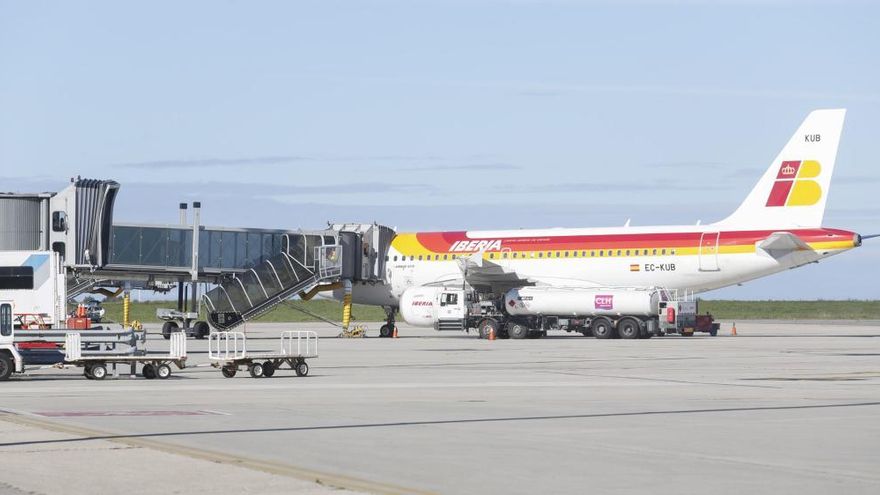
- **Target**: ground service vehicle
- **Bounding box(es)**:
[400,286,718,339]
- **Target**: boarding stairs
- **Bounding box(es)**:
[202,236,343,331]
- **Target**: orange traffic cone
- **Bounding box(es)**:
[392,326,398,338]
[731,322,737,336]
[488,327,496,341]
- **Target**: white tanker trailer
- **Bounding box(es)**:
[398,285,719,340]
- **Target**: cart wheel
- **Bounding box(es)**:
[249,362,264,378]
[83,365,93,379]
[142,363,157,379]
[156,364,172,379]
[90,364,108,380]
[221,366,237,378]
[262,361,275,377]
[193,321,210,340]
[295,361,309,377]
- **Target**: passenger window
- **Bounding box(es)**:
[538,252,543,258]
[652,249,657,255]
[444,254,449,260]
[590,251,595,257]
[410,256,415,261]
[393,256,398,261]
[626,250,630,256]
[513,252,518,258]
[555,252,561,258]
[488,253,494,259]
[418,255,423,261]
[661,249,666,255]
[502,253,508,259]
[616,250,622,256]
[564,251,569,257]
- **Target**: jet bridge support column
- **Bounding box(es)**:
[341,279,352,332]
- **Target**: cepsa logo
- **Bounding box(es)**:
[449,239,503,252]
[594,295,614,310]
[766,160,822,207]
[411,300,433,307]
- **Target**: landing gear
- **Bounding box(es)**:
[380,307,397,338]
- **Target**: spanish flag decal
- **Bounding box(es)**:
[629,264,640,272]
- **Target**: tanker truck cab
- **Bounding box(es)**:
[0,300,24,381]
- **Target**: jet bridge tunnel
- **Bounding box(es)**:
[1,177,396,330]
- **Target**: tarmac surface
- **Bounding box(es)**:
[2,320,879,494]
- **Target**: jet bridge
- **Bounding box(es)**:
[2,177,397,330]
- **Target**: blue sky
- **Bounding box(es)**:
[1,0,877,299]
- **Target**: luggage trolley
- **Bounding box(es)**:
[64,332,187,380]
[208,330,318,378]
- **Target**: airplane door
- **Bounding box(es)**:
[698,232,720,271]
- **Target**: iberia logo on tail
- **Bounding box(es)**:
[765,160,822,207]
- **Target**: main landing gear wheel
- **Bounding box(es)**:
[161,321,178,340]
[478,319,499,339]
[249,362,264,378]
[618,318,641,340]
[507,321,530,340]
[221,366,237,378]
[193,321,210,340]
[591,317,615,339]
[295,361,309,377]
[90,364,108,380]
[379,324,395,338]
[262,361,275,377]
[156,364,172,379]
[142,363,157,379]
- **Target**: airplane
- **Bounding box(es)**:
[338,109,871,338]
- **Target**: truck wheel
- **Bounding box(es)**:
[379,324,394,338]
[156,364,172,379]
[506,321,529,340]
[0,354,14,381]
[249,362,264,378]
[262,361,275,377]
[477,319,498,339]
[295,361,309,377]
[142,363,157,379]
[161,321,178,340]
[193,321,210,340]
[618,318,641,340]
[221,366,237,378]
[591,317,615,339]
[90,364,108,380]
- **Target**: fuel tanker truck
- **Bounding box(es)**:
[399,286,719,340]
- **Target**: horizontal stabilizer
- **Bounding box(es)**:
[756,232,815,264]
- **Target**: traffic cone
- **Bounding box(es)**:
[392,326,398,338]
[488,327,496,341]
[731,322,737,336]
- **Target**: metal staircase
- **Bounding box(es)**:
[202,237,342,331]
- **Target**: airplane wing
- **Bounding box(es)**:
[456,251,535,294]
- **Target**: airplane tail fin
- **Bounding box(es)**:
[718,109,846,229]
